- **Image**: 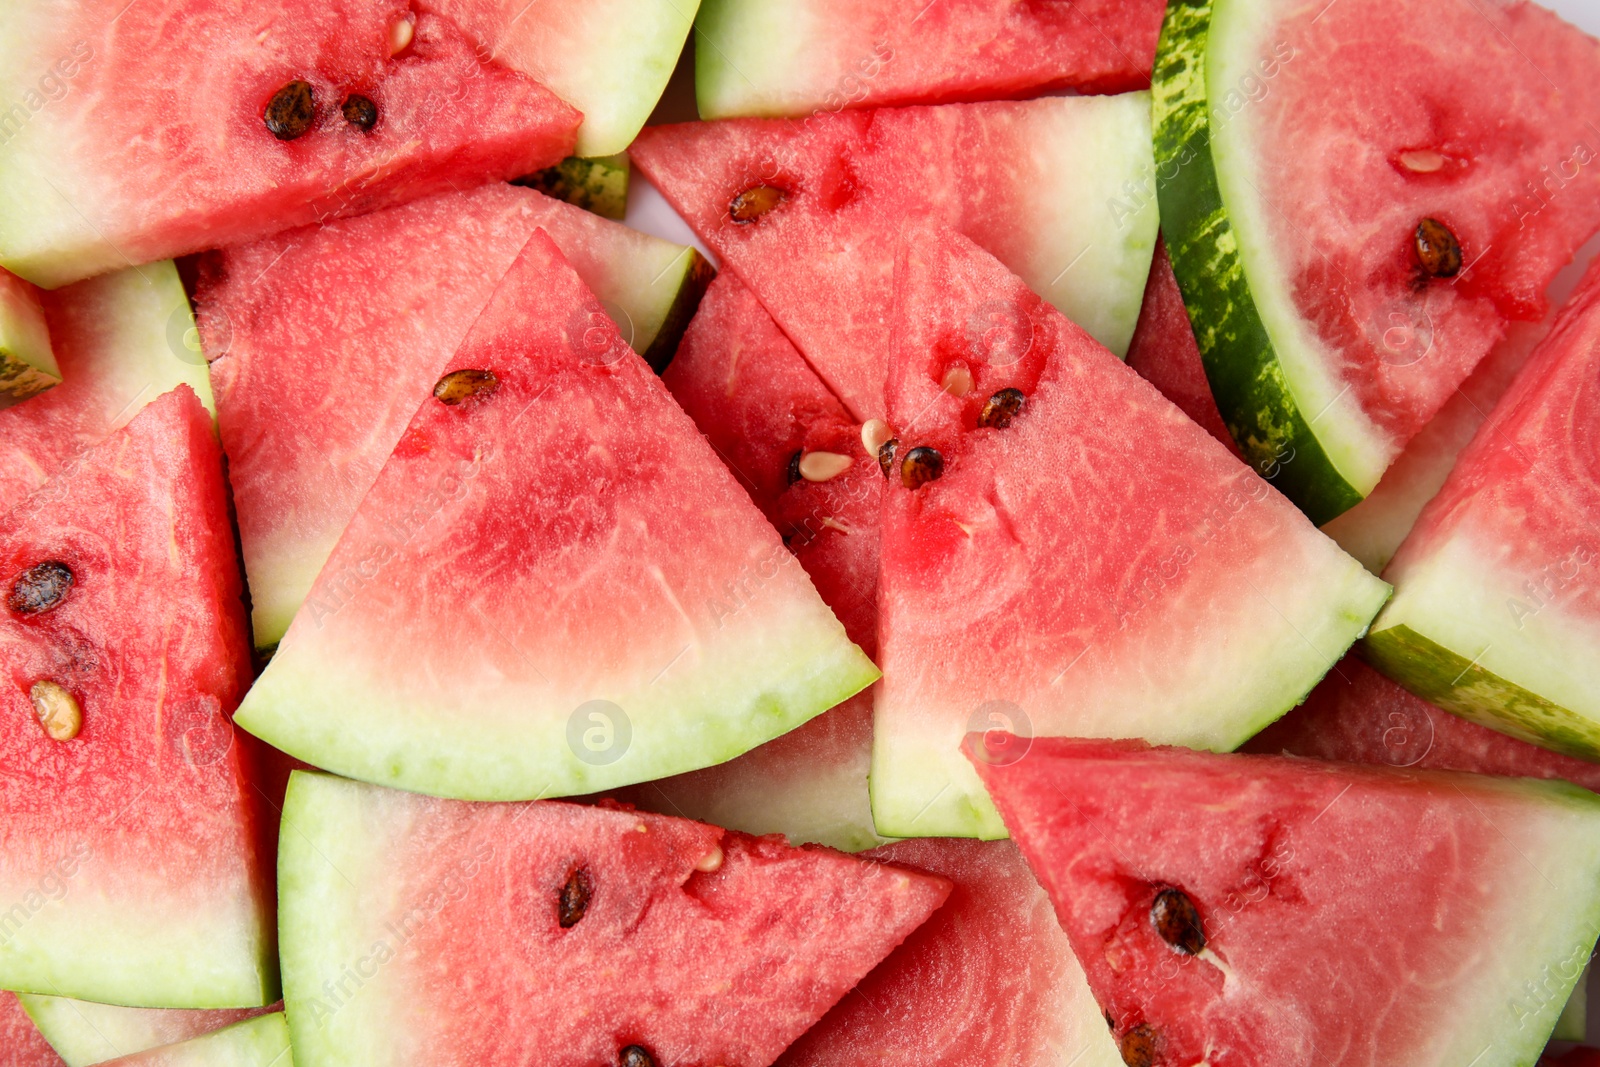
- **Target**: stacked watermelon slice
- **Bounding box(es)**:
[3,0,1600,1064]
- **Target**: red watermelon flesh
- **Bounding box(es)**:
[0,2,579,289]
[278,771,950,1067]
[1245,655,1600,791]
[775,838,1121,1067]
[1,992,65,1067]
[0,386,273,1009]
[967,736,1600,1067]
[871,228,1387,838]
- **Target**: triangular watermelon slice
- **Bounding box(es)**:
[88,1014,291,1067]
[630,94,1159,420]
[235,231,876,801]
[872,229,1388,838]
[0,267,58,400]
[197,183,711,649]
[278,770,950,1067]
[0,1,580,288]
[2,993,64,1067]
[17,994,276,1067]
[968,736,1600,1067]
[0,261,214,514]
[0,386,273,1008]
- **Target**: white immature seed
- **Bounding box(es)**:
[860,418,894,457]
[942,365,974,396]
[1399,149,1447,174]
[30,681,81,741]
[389,14,415,54]
[798,451,853,483]
[696,845,724,873]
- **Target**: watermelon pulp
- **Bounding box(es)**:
[0,267,58,399]
[235,232,876,801]
[969,736,1600,1067]
[0,1,579,288]
[0,387,273,1008]
[278,770,949,1067]
[17,994,276,1067]
[630,93,1159,420]
[92,1014,290,1067]
[2,992,64,1067]
[871,229,1387,838]
[694,0,1164,118]
[197,183,711,649]
[1153,0,1600,522]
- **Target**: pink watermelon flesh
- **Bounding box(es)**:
[279,772,950,1067]
[775,838,1119,1067]
[1,992,65,1067]
[0,387,273,1008]
[0,3,579,289]
[1245,655,1600,791]
[967,736,1600,1067]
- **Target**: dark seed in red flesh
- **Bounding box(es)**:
[729,185,787,223]
[900,446,944,489]
[433,369,499,405]
[558,867,591,929]
[877,438,899,480]
[1119,1024,1156,1067]
[341,94,378,132]
[1151,887,1206,955]
[977,388,1026,429]
[619,1045,657,1067]
[1104,1010,1117,1032]
[786,450,803,485]
[264,80,315,141]
[1414,218,1462,278]
[9,561,74,615]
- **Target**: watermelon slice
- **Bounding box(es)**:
[17,995,275,1067]
[0,267,58,400]
[775,838,1122,1067]
[1152,0,1600,522]
[968,736,1600,1067]
[1365,255,1600,759]
[89,1014,290,1067]
[630,94,1159,420]
[514,153,631,220]
[197,183,710,649]
[872,229,1387,838]
[235,231,875,801]
[694,0,1164,118]
[417,0,698,157]
[2,992,65,1067]
[0,1,580,288]
[0,387,273,1008]
[278,770,949,1067]
[0,260,213,514]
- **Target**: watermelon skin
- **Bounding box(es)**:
[694,0,1163,119]
[969,737,1600,1067]
[0,387,274,1008]
[775,838,1122,1067]
[235,232,875,801]
[0,261,213,515]
[0,3,579,289]
[1,992,65,1067]
[17,995,276,1067]
[1365,256,1600,760]
[90,1014,290,1067]
[872,230,1388,839]
[1153,0,1600,524]
[0,268,59,400]
[513,153,631,220]
[197,183,709,649]
[630,94,1159,421]
[278,771,949,1067]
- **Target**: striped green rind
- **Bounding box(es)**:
[513,154,631,220]
[1151,0,1362,526]
[641,249,715,374]
[115,1014,291,1067]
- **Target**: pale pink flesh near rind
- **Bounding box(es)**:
[1,992,65,1067]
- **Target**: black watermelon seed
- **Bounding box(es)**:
[619,1045,657,1067]
[558,867,592,929]
[1151,888,1206,955]
[341,94,378,132]
[876,438,899,480]
[729,185,787,223]
[1414,218,1462,278]
[264,80,315,141]
[433,369,499,405]
[977,388,1026,429]
[900,446,944,490]
[1119,1024,1156,1067]
[1104,1010,1117,1032]
[786,450,803,486]
[9,561,74,615]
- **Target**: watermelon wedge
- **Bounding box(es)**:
[16,995,275,1067]
[2,992,64,1067]
[0,267,58,400]
[278,770,949,1067]
[89,1014,290,1067]
[197,183,710,649]
[0,260,213,514]
[0,387,273,1008]
[1153,0,1600,523]
[872,229,1387,839]
[1365,255,1600,760]
[693,0,1164,119]
[0,1,580,288]
[775,838,1122,1067]
[630,94,1159,420]
[235,231,875,801]
[968,736,1600,1067]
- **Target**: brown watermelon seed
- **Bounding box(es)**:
[860,419,893,457]
[558,867,592,929]
[941,365,974,396]
[729,185,787,223]
[30,681,81,741]
[876,438,899,480]
[264,80,315,141]
[977,388,1026,429]
[1414,218,1462,278]
[786,450,803,485]
[9,561,74,615]
[341,94,378,132]
[1119,1024,1156,1067]
[433,369,499,405]
[1151,888,1206,955]
[900,446,944,490]
[619,1046,657,1067]
[798,451,853,483]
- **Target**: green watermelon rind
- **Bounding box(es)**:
[0,269,60,400]
[640,248,715,375]
[1152,0,1379,525]
[513,154,632,221]
[122,1014,291,1067]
